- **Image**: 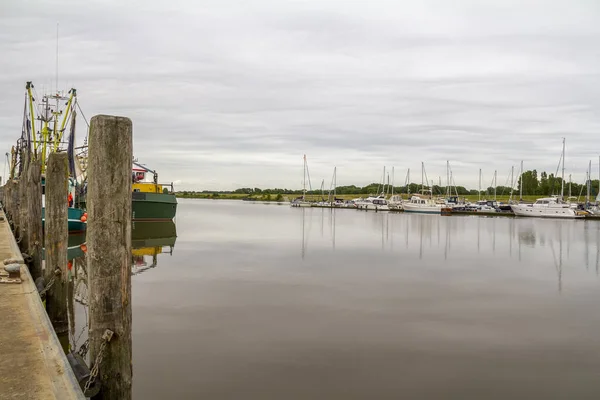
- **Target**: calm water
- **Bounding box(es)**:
[72,199,600,399]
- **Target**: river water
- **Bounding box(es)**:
[69,199,600,399]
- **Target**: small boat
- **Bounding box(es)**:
[403,195,442,214]
[356,195,390,211]
[388,194,404,211]
[510,197,585,219]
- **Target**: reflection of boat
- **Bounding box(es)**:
[131,221,177,275]
[42,232,87,261]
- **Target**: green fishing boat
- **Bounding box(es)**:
[131,162,177,221]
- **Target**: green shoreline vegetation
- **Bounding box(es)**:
[177,170,599,203]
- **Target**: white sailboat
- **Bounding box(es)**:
[402,163,442,214]
[291,154,312,207]
[511,139,585,219]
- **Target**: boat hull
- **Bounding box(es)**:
[510,204,584,219]
[403,204,442,214]
[132,192,177,221]
[42,207,87,233]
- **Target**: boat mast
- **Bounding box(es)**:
[391,167,394,197]
[421,162,424,195]
[478,168,482,201]
[494,170,497,201]
[302,154,306,201]
[569,174,572,198]
[446,160,450,197]
[334,166,337,200]
[382,166,386,196]
[509,166,514,201]
[587,160,591,204]
[406,168,410,195]
[560,138,565,200]
[519,160,523,201]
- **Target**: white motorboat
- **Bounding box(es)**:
[403,195,442,214]
[356,195,390,211]
[510,197,585,219]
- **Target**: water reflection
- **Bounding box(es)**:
[58,221,177,359]
[297,208,600,291]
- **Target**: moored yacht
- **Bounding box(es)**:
[510,197,585,219]
[356,195,389,211]
[403,195,442,214]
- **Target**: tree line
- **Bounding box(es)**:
[177,170,599,198]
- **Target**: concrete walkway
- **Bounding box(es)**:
[0,209,83,399]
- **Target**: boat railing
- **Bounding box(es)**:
[159,182,175,194]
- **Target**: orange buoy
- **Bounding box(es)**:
[80,244,87,253]
[81,215,87,222]
[67,261,73,270]
[83,212,88,217]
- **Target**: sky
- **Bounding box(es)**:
[1,0,599,191]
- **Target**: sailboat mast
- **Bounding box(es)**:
[391,167,394,196]
[587,160,591,204]
[421,162,424,195]
[382,166,386,196]
[478,168,482,201]
[446,160,450,197]
[509,166,514,201]
[303,154,306,200]
[494,170,497,201]
[407,168,410,195]
[561,138,565,199]
[334,166,336,199]
[569,174,572,198]
[519,160,523,201]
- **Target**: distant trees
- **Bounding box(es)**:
[177,170,599,199]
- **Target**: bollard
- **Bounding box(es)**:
[87,115,133,400]
[45,152,69,333]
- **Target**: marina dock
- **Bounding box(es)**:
[0,208,83,399]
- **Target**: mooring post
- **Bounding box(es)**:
[45,152,69,333]
[17,151,30,241]
[87,115,133,399]
[26,158,43,281]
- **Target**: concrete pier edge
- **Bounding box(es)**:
[1,207,84,399]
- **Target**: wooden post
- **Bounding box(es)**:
[87,115,132,399]
[17,152,30,241]
[45,152,69,333]
[26,158,42,281]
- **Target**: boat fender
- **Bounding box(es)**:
[66,352,101,397]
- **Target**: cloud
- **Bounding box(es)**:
[1,0,600,190]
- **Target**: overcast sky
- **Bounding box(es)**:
[1,0,599,190]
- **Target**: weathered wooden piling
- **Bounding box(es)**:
[25,158,42,280]
[87,115,133,399]
[17,151,31,240]
[45,152,69,333]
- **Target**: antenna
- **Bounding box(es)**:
[55,22,59,94]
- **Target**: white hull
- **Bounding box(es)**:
[510,204,583,219]
[403,203,442,214]
[291,202,312,208]
[356,203,389,211]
